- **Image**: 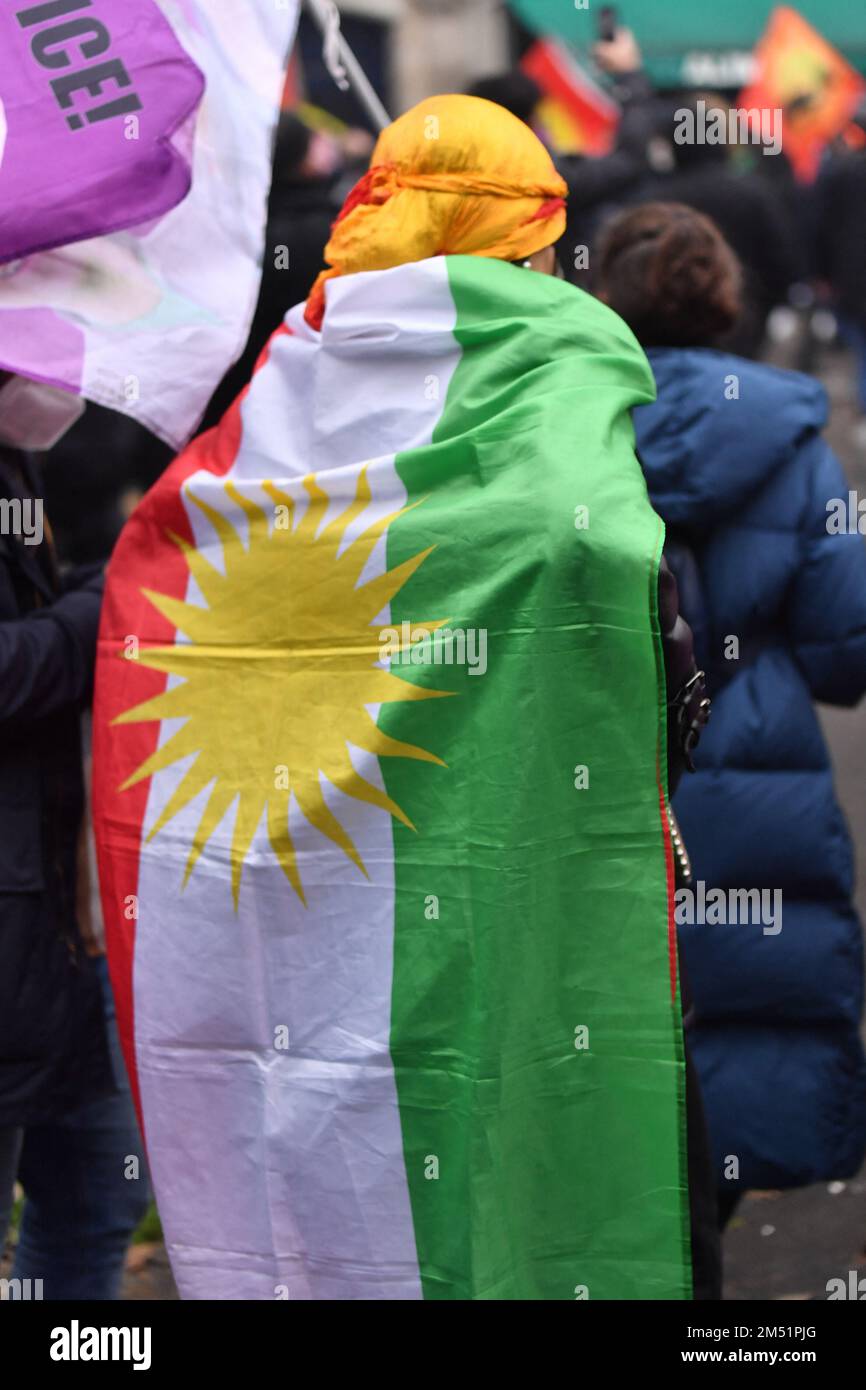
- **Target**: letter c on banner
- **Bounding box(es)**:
[31,18,111,71]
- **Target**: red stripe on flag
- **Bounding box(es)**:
[92,326,292,1134]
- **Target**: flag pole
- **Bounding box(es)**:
[304,0,392,132]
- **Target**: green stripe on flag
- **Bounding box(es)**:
[380,256,690,1300]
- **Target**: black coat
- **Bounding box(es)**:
[0,447,111,1125]
[816,148,866,329]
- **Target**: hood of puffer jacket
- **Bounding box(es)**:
[633,347,828,527]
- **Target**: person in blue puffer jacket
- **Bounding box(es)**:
[597,202,866,1223]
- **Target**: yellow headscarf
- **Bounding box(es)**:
[305,94,568,329]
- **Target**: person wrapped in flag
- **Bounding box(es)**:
[93,94,707,1300]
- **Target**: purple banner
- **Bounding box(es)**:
[0,0,206,263]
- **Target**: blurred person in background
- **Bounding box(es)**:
[632,95,804,356]
[597,203,866,1224]
[0,375,148,1297]
[815,101,866,436]
[470,28,659,289]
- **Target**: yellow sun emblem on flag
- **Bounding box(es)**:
[116,468,450,908]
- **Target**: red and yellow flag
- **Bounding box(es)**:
[522,38,619,156]
[739,6,866,181]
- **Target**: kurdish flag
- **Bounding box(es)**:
[739,6,866,181]
[93,255,690,1301]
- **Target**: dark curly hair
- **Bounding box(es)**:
[595,202,743,348]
